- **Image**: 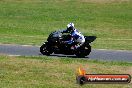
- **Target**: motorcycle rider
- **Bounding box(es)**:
[61,23,85,50]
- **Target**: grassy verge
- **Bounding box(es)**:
[0,0,132,50]
[0,55,132,88]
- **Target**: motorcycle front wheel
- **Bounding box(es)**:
[40,43,53,56]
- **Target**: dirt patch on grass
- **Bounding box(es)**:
[81,0,130,3]
[126,67,132,74]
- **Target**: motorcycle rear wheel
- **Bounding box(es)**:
[75,44,91,58]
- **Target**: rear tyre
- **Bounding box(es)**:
[75,45,91,58]
[40,43,53,56]
[84,44,91,56]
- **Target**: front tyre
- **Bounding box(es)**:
[40,43,53,56]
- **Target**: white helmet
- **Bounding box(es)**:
[67,23,75,32]
[67,23,74,28]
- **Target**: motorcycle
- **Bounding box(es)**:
[40,30,96,57]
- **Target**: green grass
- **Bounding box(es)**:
[0,55,132,88]
[0,1,132,87]
[0,0,132,50]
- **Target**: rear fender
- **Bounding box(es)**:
[84,36,97,43]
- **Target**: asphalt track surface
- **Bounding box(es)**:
[0,44,132,62]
